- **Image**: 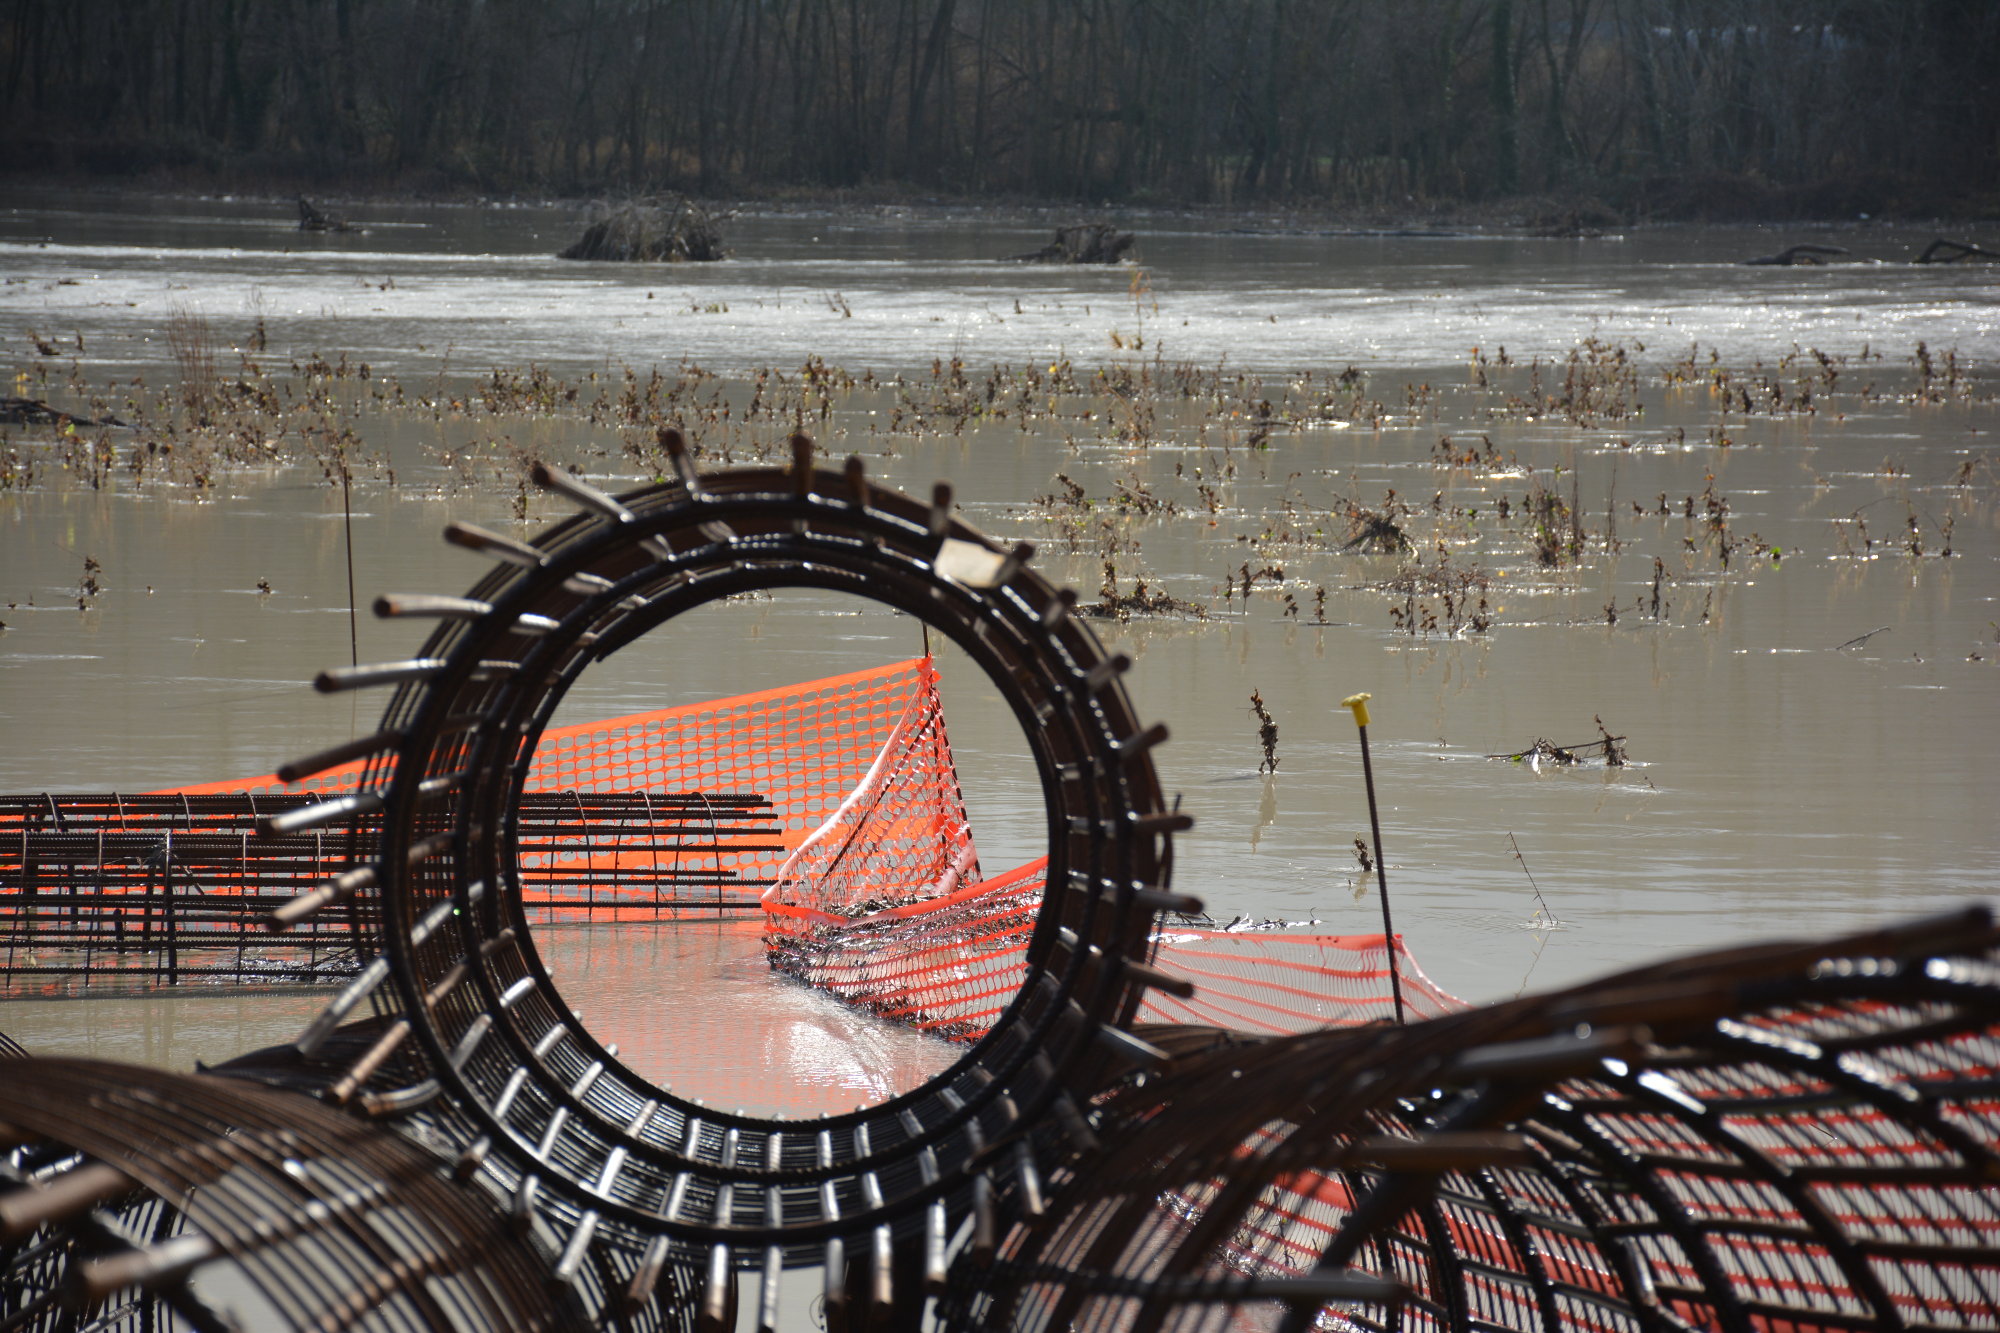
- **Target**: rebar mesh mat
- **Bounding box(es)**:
[0,792,781,992]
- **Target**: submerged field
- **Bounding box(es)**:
[2,193,1996,1095]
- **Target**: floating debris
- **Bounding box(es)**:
[1744,242,1848,266]
[296,196,357,232]
[1486,722,1630,768]
[1916,237,2000,264]
[1081,560,1209,620]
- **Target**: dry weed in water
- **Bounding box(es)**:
[1250,690,1280,774]
[165,305,217,417]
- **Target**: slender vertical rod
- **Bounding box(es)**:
[1342,693,1405,1025]
[341,459,359,669]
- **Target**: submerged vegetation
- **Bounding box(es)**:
[1249,690,1280,775]
[2,312,1993,658]
[1487,719,1629,768]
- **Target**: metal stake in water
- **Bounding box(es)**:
[1342,692,1405,1025]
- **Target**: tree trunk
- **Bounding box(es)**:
[1491,0,1519,193]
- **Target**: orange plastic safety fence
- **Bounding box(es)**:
[1141,929,1465,1031]
[765,850,1463,1043]
[762,657,980,917]
[766,858,1045,1042]
[755,669,1462,1044]
[156,658,943,898]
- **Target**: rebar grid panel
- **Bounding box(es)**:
[0,1057,601,1333]
[1,794,777,992]
[258,442,1189,1323]
[944,907,2000,1333]
[2,792,779,904]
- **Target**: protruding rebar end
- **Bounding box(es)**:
[790,432,814,490]
[663,428,698,488]
[1341,692,1372,728]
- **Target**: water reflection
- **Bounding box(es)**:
[538,919,955,1118]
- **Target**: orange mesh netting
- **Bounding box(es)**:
[766,858,1046,1041]
[152,658,945,903]
[765,851,1461,1043]
[83,649,1459,1043]
[1141,929,1464,1030]
[761,656,980,917]
[756,659,1460,1041]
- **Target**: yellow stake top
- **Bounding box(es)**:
[1340,692,1372,728]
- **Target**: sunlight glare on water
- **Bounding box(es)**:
[4,193,1995,375]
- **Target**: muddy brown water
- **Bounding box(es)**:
[2,191,1996,1122]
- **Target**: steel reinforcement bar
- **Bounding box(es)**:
[2,792,784,991]
[245,438,1195,1330]
[0,1057,620,1333]
[945,906,2000,1333]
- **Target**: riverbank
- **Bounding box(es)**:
[8,167,1998,235]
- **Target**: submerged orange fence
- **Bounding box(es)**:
[758,659,1460,1038]
[766,850,1461,1042]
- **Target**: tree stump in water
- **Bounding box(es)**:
[557,198,727,262]
[1008,223,1135,263]
[296,197,355,232]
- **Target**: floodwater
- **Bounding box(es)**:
[2,190,1997,1117]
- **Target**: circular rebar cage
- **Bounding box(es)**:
[0,1058,596,1333]
[944,909,2000,1333]
[263,445,1190,1321]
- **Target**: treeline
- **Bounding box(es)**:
[6,0,1996,213]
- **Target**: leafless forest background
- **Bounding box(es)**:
[6,0,1996,216]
